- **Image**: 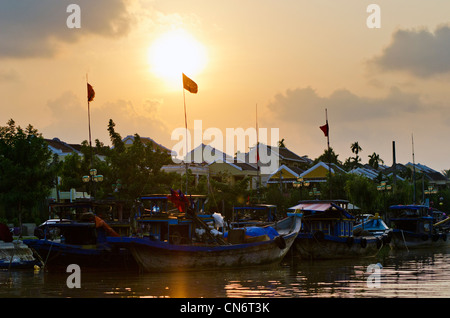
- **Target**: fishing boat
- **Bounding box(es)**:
[0,241,38,269]
[287,200,389,259]
[387,204,449,249]
[353,213,393,238]
[108,191,301,272]
[0,223,38,269]
[23,200,138,271]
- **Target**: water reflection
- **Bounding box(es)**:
[1,246,449,298]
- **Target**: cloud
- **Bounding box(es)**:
[0,0,134,59]
[43,91,170,146]
[263,85,449,166]
[267,86,427,126]
[369,24,450,78]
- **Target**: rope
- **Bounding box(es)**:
[400,230,409,252]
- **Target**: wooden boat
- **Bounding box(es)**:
[108,191,301,272]
[230,204,283,228]
[287,200,388,259]
[0,223,38,269]
[353,213,393,238]
[23,200,138,271]
[0,240,38,269]
[387,204,449,249]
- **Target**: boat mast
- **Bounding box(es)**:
[412,133,416,204]
[256,104,261,203]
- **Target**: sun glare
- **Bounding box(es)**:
[148,29,207,86]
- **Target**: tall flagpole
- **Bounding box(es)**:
[412,133,416,204]
[183,74,189,194]
[86,74,93,168]
[256,104,260,203]
[325,108,331,199]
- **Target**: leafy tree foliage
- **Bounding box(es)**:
[0,119,56,225]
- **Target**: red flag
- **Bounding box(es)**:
[320,123,329,137]
[167,189,189,213]
[87,83,95,102]
[182,73,198,94]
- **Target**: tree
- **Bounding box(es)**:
[344,174,377,214]
[345,141,363,169]
[0,119,56,226]
[351,141,362,156]
[368,152,384,169]
[314,147,341,165]
[106,119,175,205]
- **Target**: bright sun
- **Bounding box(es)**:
[148,29,208,85]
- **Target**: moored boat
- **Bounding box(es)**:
[353,213,393,238]
[0,223,38,269]
[0,240,38,269]
[287,200,389,259]
[387,204,449,249]
[108,191,301,272]
[23,200,138,271]
[230,204,283,228]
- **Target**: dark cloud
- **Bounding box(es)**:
[0,0,134,58]
[264,86,450,170]
[267,86,426,126]
[369,24,450,77]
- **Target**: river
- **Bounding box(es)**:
[1,246,450,299]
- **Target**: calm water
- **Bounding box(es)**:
[1,246,450,298]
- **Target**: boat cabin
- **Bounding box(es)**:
[387,205,434,235]
[288,200,355,237]
[35,200,125,245]
[135,194,220,244]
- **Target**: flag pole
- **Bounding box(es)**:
[325,108,332,199]
[183,74,189,195]
[86,74,93,168]
[256,103,260,203]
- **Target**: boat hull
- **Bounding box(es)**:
[293,233,386,259]
[23,239,138,271]
[390,230,449,249]
[0,241,38,269]
[109,216,300,272]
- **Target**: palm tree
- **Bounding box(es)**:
[349,142,362,169]
[351,141,362,156]
[368,152,384,169]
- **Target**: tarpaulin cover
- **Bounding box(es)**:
[224,226,279,240]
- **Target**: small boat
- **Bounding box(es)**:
[353,213,393,238]
[230,204,283,228]
[387,204,449,249]
[0,223,38,269]
[108,191,301,272]
[23,200,138,271]
[287,200,388,259]
[0,241,38,269]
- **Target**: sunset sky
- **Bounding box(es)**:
[2,0,450,172]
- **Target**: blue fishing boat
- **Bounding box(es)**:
[0,241,38,269]
[353,213,392,238]
[0,223,38,269]
[387,204,449,249]
[108,191,301,272]
[287,200,389,259]
[23,201,138,271]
